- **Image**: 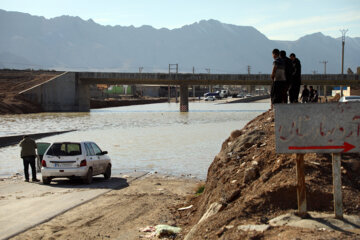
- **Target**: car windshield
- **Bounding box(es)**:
[46,143,82,156]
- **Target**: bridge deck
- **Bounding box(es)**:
[77,72,360,86]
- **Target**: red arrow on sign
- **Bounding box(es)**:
[288,142,356,153]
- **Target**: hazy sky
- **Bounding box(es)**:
[1,0,359,40]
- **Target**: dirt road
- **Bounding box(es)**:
[0,172,149,239]
[0,173,199,240]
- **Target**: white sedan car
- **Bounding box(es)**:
[339,96,360,102]
[204,96,216,101]
[41,141,111,184]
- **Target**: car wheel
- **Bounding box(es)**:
[104,165,111,180]
[83,168,93,184]
[42,177,51,185]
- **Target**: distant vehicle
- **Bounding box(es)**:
[204,92,220,98]
[205,96,216,101]
[219,90,229,98]
[245,94,253,98]
[339,96,360,102]
[41,141,111,184]
[237,93,245,98]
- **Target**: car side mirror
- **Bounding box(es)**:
[102,151,108,155]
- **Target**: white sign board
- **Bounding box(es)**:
[275,102,360,153]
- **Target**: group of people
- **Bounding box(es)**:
[270,48,302,105]
[300,85,319,103]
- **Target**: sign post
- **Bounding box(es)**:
[275,102,360,218]
[332,153,343,219]
[295,153,307,216]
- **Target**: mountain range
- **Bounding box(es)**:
[0,9,359,74]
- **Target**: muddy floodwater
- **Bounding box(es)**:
[0,101,270,179]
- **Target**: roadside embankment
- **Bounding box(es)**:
[90,98,168,109]
[174,110,360,239]
[0,70,61,114]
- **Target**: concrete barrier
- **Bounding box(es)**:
[90,98,168,109]
[226,95,271,103]
[0,130,75,148]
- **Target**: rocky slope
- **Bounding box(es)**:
[174,110,360,239]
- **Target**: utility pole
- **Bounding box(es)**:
[319,61,328,97]
[205,68,211,92]
[319,60,328,74]
[247,65,251,75]
[340,29,348,97]
[138,67,143,97]
[169,64,179,103]
[192,66,196,98]
[246,66,252,94]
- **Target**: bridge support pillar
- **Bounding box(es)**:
[77,80,90,112]
[180,84,189,112]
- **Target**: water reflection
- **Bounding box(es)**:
[0,101,270,179]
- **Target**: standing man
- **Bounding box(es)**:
[271,49,287,106]
[280,50,293,103]
[289,53,301,103]
[312,90,319,102]
[300,85,310,103]
[309,86,315,102]
[19,136,39,182]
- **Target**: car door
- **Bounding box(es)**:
[84,142,98,174]
[36,142,51,172]
[90,142,105,173]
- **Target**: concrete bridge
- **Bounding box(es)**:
[20,72,360,112]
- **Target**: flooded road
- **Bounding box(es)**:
[0,101,270,179]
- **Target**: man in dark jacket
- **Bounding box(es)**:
[19,136,39,182]
[312,90,319,102]
[289,53,301,103]
[271,49,287,105]
[280,50,293,103]
[309,86,315,102]
[300,85,310,103]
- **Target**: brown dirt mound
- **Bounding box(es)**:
[0,69,61,114]
[174,110,360,239]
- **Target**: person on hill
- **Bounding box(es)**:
[280,50,293,103]
[19,136,39,182]
[300,85,310,103]
[270,48,287,106]
[289,53,301,103]
[312,90,319,103]
[309,86,315,102]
